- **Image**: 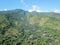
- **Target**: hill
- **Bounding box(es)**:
[0,9,60,45]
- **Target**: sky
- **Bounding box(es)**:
[0,0,60,12]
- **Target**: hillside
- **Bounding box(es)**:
[0,9,60,45]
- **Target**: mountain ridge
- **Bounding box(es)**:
[0,9,60,45]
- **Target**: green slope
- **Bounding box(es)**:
[0,9,60,45]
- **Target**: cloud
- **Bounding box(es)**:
[20,0,28,7]
[32,5,40,11]
[4,9,8,11]
[20,0,24,3]
[54,10,60,13]
[28,5,49,12]
[28,5,41,12]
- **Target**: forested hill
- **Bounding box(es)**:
[0,9,60,45]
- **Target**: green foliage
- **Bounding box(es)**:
[0,9,60,45]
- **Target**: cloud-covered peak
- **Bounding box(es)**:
[28,5,41,12]
[4,9,8,11]
[54,10,60,13]
[28,5,49,12]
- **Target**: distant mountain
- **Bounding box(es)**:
[0,9,60,45]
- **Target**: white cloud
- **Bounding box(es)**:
[4,9,7,11]
[54,10,60,13]
[28,5,49,12]
[36,10,41,12]
[42,10,49,12]
[20,0,28,7]
[32,5,40,11]
[20,0,24,3]
[28,10,33,12]
[28,10,41,12]
[28,5,41,12]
